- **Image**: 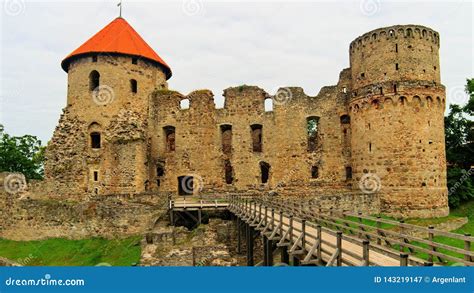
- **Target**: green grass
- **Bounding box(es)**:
[0,236,142,266]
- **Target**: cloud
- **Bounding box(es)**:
[0,0,472,143]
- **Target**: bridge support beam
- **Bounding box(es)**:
[280,247,289,265]
[266,238,274,266]
[237,218,242,254]
[246,224,254,266]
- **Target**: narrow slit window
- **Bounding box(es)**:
[345,167,352,180]
[220,124,232,155]
[224,159,233,184]
[307,116,320,152]
[89,70,100,91]
[164,126,176,152]
[93,171,98,182]
[130,79,137,93]
[260,161,270,184]
[311,166,319,179]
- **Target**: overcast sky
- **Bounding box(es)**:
[0,0,472,143]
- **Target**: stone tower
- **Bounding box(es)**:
[348,25,448,217]
[45,17,172,196]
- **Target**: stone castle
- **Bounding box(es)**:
[41,17,448,218]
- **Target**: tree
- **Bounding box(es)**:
[0,125,45,180]
[445,79,474,207]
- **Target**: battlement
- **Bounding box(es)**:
[349,24,440,54]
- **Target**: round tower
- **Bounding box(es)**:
[348,25,448,218]
[50,17,172,195]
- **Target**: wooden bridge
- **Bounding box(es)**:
[168,195,474,267]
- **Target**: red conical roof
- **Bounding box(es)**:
[61,17,171,79]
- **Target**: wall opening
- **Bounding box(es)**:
[264,98,273,112]
[395,63,399,70]
[130,79,137,93]
[180,99,190,110]
[311,166,319,179]
[132,57,138,64]
[164,126,176,152]
[224,159,233,184]
[92,55,98,62]
[220,124,232,155]
[393,84,397,94]
[178,176,193,196]
[156,165,165,187]
[260,161,270,184]
[395,44,398,53]
[89,70,100,91]
[251,124,263,152]
[93,171,98,182]
[307,116,320,152]
[369,142,372,152]
[345,167,352,180]
[340,115,350,125]
[90,132,101,149]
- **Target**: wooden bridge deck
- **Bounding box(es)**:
[168,195,474,267]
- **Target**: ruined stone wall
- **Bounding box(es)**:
[349,25,448,217]
[148,74,352,196]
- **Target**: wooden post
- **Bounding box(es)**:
[464,233,471,262]
[246,224,254,266]
[399,220,405,253]
[428,225,434,263]
[271,208,275,231]
[263,235,268,266]
[289,215,294,245]
[336,231,342,266]
[376,216,382,245]
[400,253,408,266]
[170,210,174,226]
[362,240,370,266]
[281,247,289,264]
[279,211,284,236]
[237,218,242,254]
[317,225,322,265]
[301,219,306,251]
[357,212,363,239]
[198,209,202,226]
[259,203,262,222]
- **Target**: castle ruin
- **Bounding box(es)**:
[41,18,449,218]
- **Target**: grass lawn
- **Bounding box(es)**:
[0,236,142,266]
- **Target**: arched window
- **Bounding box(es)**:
[264,98,273,112]
[89,70,100,91]
[251,124,263,152]
[307,116,320,152]
[163,126,176,152]
[180,99,190,110]
[90,132,101,149]
[220,124,232,155]
[130,79,137,93]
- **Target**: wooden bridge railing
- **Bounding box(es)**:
[228,195,474,267]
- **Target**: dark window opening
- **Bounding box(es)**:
[379,87,383,95]
[307,116,320,152]
[89,70,100,91]
[311,166,319,179]
[130,79,137,93]
[164,126,176,152]
[396,63,399,70]
[224,160,233,184]
[369,142,372,152]
[221,124,232,155]
[393,84,397,94]
[340,115,350,124]
[395,43,398,53]
[178,176,193,196]
[361,73,365,78]
[92,55,98,62]
[260,161,270,184]
[157,166,165,177]
[91,132,101,149]
[345,167,352,180]
[132,57,138,65]
[251,124,263,152]
[93,171,98,182]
